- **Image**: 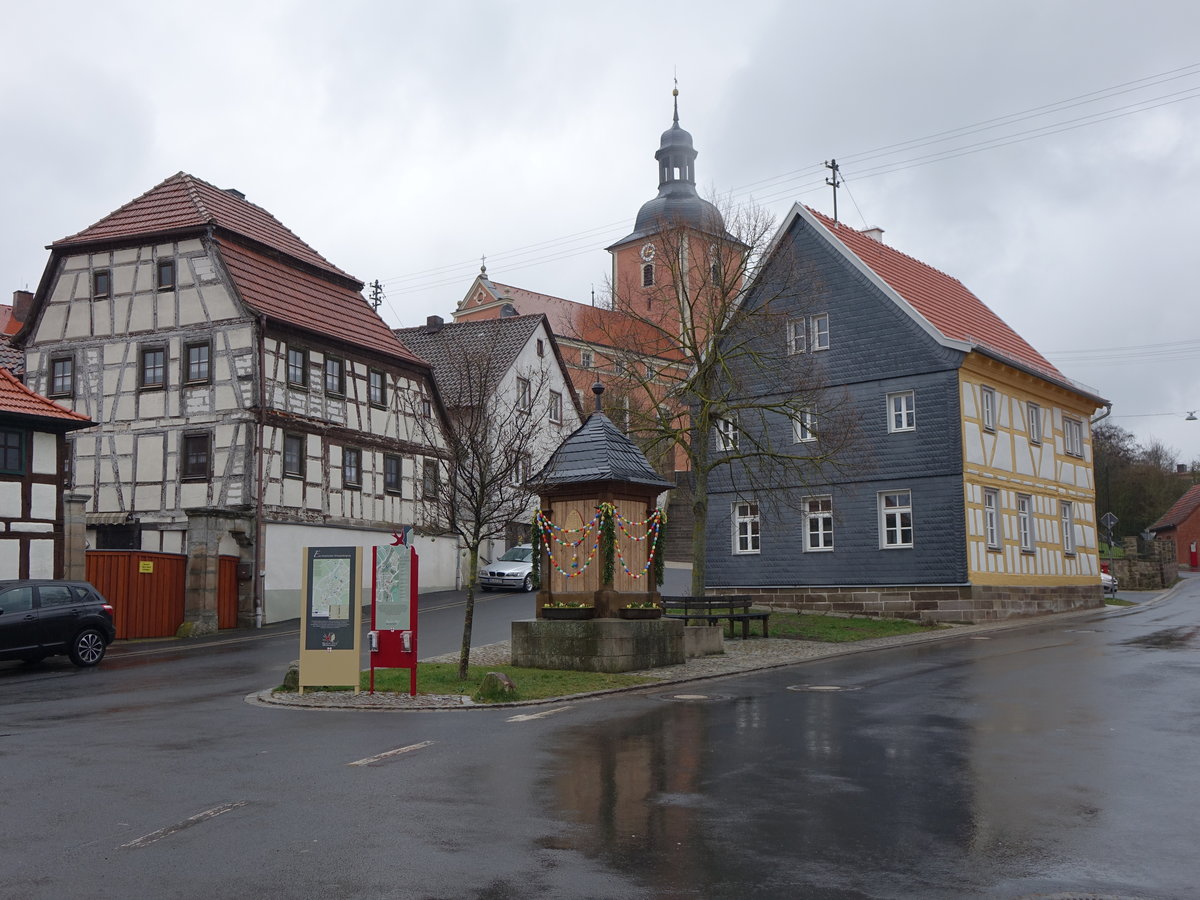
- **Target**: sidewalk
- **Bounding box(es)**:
[252,590,1169,712]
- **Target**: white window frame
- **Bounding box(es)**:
[1063,417,1084,457]
[1027,402,1042,445]
[792,408,816,443]
[984,488,1001,550]
[580,349,594,369]
[716,417,739,452]
[516,377,531,412]
[786,318,806,355]
[804,495,834,552]
[1061,501,1075,555]
[733,501,760,554]
[1017,494,1033,552]
[548,390,563,424]
[810,313,830,351]
[981,386,997,432]
[887,390,916,433]
[879,490,913,549]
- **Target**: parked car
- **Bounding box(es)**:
[0,580,116,667]
[478,545,535,592]
[1101,571,1118,595]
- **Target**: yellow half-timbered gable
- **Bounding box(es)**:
[959,352,1100,586]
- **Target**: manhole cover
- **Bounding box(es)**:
[787,684,860,693]
[673,694,711,701]
[651,693,729,702]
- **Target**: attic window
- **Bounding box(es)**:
[156,259,176,291]
[93,269,111,298]
[536,339,545,357]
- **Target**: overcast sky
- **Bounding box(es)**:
[3,0,1198,470]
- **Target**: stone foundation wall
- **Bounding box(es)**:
[512,618,685,672]
[710,583,1104,624]
[1111,536,1177,590]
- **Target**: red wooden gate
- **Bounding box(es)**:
[85,551,187,639]
[218,555,239,629]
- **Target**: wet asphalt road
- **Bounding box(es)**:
[1,575,1197,899]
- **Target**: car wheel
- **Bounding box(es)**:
[522,575,533,592]
[69,629,107,667]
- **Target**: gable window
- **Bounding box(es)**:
[1017,494,1034,552]
[1063,417,1084,457]
[1061,501,1075,555]
[984,488,1001,550]
[879,490,913,548]
[140,346,166,389]
[514,452,531,485]
[422,459,440,499]
[517,377,531,412]
[804,496,833,551]
[0,428,25,475]
[580,348,594,369]
[156,258,176,291]
[716,417,739,452]
[92,268,111,298]
[536,339,545,357]
[733,501,760,554]
[383,454,403,495]
[786,318,806,355]
[185,342,211,384]
[420,395,432,418]
[642,263,655,287]
[793,409,816,443]
[49,356,74,397]
[287,347,308,387]
[810,314,830,351]
[549,390,563,424]
[181,433,211,481]
[342,448,362,489]
[981,386,997,432]
[324,357,345,395]
[887,391,915,433]
[283,434,304,478]
[1027,402,1042,444]
[368,370,386,408]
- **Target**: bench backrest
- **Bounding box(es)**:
[664,595,753,612]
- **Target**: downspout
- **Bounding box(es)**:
[1090,402,1112,427]
[254,314,268,628]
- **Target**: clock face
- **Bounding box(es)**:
[640,243,656,262]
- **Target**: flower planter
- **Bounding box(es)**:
[618,607,663,620]
[542,606,596,621]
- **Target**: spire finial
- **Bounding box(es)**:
[480,254,487,276]
[592,380,604,412]
[672,75,679,126]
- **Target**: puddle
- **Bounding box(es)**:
[1121,626,1200,649]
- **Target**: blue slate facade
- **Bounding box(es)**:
[706,213,970,589]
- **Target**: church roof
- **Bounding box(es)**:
[531,392,672,490]
[0,366,94,431]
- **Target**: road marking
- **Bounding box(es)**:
[506,706,573,722]
[347,740,435,767]
[120,800,247,849]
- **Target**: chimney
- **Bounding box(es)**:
[862,227,885,243]
[1178,464,1187,475]
[11,289,33,324]
[225,188,246,200]
[425,315,444,333]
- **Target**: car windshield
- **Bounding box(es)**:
[498,546,532,562]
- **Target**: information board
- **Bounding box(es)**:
[374,544,412,631]
[298,546,363,692]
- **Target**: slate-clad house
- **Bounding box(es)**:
[15,173,454,631]
[394,312,583,555]
[707,204,1109,621]
[0,367,94,579]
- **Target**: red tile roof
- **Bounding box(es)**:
[804,207,1065,382]
[1149,484,1200,532]
[216,239,422,363]
[0,367,93,429]
[53,172,357,283]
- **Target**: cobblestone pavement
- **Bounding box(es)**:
[253,604,1126,712]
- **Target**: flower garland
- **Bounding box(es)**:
[533,508,603,579]
[611,507,666,582]
[533,504,667,586]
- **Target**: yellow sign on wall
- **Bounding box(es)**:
[138,561,154,574]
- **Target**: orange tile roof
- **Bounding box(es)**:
[804,207,1065,382]
[216,239,422,363]
[0,367,93,428]
[1150,484,1200,532]
[54,172,357,283]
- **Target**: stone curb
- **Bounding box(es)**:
[249,595,1160,713]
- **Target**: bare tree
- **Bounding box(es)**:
[574,198,860,593]
[404,331,554,678]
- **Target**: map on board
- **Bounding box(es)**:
[374,545,412,631]
[304,547,357,651]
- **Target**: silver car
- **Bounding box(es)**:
[478,545,535,592]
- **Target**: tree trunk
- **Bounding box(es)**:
[690,464,708,595]
[457,542,480,680]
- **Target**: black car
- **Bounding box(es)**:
[0,580,116,667]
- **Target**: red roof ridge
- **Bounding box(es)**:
[1150,483,1200,532]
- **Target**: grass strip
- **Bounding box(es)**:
[765,611,938,642]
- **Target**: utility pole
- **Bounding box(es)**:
[825,159,841,223]
[368,279,384,310]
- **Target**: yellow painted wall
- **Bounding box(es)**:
[958,353,1103,585]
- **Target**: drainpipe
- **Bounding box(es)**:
[1090,402,1112,427]
[254,314,267,628]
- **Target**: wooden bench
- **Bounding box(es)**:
[662,595,769,639]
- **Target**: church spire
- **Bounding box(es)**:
[656,85,697,190]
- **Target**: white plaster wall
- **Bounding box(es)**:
[32,433,58,475]
[30,483,56,520]
[27,541,55,579]
[0,541,18,577]
[0,483,20,515]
